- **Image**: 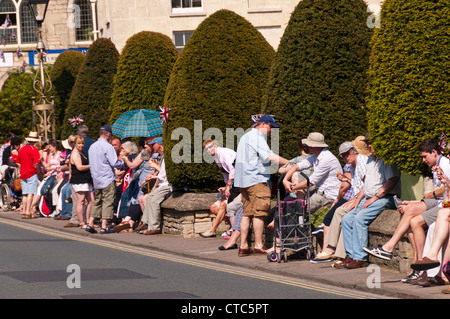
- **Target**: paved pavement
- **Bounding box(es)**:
[1,210,448,299]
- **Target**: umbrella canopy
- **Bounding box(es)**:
[111,109,163,139]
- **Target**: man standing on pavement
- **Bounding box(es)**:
[341,132,401,269]
[85,125,123,234]
[234,115,289,256]
[16,132,42,219]
[135,137,172,235]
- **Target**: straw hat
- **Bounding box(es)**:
[352,136,371,156]
[302,132,328,148]
[25,131,40,143]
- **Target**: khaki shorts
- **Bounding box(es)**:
[240,183,271,217]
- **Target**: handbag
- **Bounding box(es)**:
[13,168,21,192]
[141,179,156,194]
[13,178,22,192]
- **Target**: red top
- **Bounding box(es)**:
[17,144,41,180]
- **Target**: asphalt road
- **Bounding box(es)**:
[0,220,383,306]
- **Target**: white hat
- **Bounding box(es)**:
[25,131,40,143]
[62,139,72,150]
[338,141,354,156]
[302,132,328,148]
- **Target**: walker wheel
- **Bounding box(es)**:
[267,251,279,263]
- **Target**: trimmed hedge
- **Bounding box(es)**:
[109,31,178,124]
[61,38,119,137]
[0,70,35,138]
[262,0,372,159]
[50,50,86,138]
[366,0,450,174]
[163,9,275,192]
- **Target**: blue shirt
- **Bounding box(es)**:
[88,137,123,189]
[234,128,274,188]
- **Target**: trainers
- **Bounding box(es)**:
[200,230,216,238]
[311,226,324,236]
[401,270,421,283]
[310,251,334,263]
[363,245,393,261]
[310,256,332,263]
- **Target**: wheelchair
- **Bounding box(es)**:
[0,165,22,211]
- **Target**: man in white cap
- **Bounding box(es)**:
[283,132,342,215]
[311,137,370,264]
[234,115,289,256]
[16,132,42,219]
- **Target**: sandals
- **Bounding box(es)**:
[100,228,115,234]
[21,213,31,219]
[119,227,134,233]
[113,222,131,233]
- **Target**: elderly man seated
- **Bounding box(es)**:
[283,132,342,215]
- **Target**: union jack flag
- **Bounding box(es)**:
[0,50,4,63]
[251,114,275,123]
[1,15,11,28]
[16,46,22,57]
[69,114,84,127]
[159,106,171,124]
[439,132,447,154]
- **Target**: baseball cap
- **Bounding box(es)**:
[148,137,163,145]
[100,124,112,134]
[256,115,279,128]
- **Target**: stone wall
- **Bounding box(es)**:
[161,192,229,238]
[160,192,414,273]
[368,209,413,273]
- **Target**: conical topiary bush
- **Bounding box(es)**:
[109,31,178,124]
[163,9,275,192]
[262,0,372,159]
[61,38,119,137]
[366,0,450,174]
[50,50,85,138]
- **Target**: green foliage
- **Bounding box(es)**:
[109,31,178,124]
[163,9,275,192]
[366,0,450,174]
[0,69,35,138]
[61,38,119,138]
[262,0,372,159]
[50,50,86,138]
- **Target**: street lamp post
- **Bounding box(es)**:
[28,0,55,140]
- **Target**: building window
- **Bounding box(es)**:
[171,0,202,9]
[20,0,38,44]
[173,31,193,52]
[74,0,93,42]
[0,0,19,45]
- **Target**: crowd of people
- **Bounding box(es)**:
[1,114,449,295]
[1,124,170,236]
[201,115,449,295]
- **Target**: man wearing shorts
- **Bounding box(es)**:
[16,132,42,219]
[365,138,450,274]
[234,115,288,257]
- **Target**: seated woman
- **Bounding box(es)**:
[200,140,238,238]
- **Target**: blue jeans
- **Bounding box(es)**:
[341,195,395,261]
[60,182,73,218]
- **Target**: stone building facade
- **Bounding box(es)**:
[0,0,382,87]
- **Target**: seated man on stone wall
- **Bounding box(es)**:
[340,132,401,269]
[283,132,342,215]
[364,138,450,281]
